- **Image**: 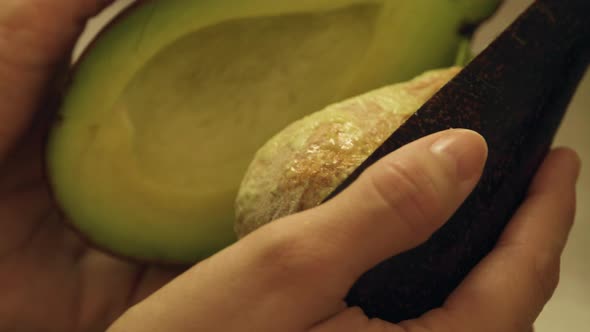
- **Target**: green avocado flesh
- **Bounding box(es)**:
[47,0,500,263]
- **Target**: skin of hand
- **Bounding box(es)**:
[0,1,581,332]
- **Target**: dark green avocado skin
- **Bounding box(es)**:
[327,0,590,323]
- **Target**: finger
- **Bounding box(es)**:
[250,129,487,294]
[0,0,115,159]
[107,129,488,332]
[401,148,580,332]
[237,129,487,324]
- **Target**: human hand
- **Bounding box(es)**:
[108,128,580,332]
[0,2,184,331]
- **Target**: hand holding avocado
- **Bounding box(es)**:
[0,1,581,331]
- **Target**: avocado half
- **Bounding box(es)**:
[47,0,501,263]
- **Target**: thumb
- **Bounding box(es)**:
[266,128,488,292]
[107,129,488,332]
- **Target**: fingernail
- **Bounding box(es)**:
[430,129,488,183]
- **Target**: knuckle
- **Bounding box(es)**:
[368,159,444,239]
[254,227,332,284]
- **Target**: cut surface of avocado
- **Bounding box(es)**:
[47,0,500,263]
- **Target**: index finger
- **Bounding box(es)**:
[400,148,580,332]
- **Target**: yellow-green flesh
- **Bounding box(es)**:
[47,0,499,263]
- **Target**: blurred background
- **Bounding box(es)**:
[77,1,589,330]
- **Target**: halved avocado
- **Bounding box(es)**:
[47,0,501,263]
